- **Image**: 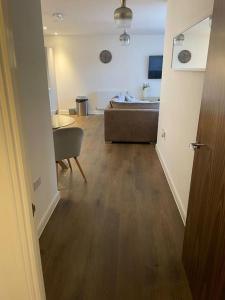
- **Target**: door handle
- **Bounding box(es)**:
[190,142,207,150]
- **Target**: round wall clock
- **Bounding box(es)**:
[100,50,112,64]
[178,50,192,64]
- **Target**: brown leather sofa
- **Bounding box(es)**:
[104,101,159,143]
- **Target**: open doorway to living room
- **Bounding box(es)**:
[39,1,192,299]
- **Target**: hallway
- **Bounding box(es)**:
[40,116,192,300]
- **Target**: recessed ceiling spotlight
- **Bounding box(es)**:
[52,12,64,22]
[43,26,47,30]
[54,32,59,36]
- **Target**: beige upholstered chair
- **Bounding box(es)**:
[53,127,87,182]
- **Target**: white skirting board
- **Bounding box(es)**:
[57,109,104,115]
[156,145,186,225]
[37,192,60,238]
[57,109,69,115]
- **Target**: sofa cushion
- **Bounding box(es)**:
[110,101,160,110]
[111,94,126,103]
[125,94,137,102]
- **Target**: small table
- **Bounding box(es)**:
[52,115,75,130]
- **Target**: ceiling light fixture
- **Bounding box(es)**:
[52,12,64,22]
[120,30,130,46]
[174,34,185,46]
[43,26,47,30]
[114,0,133,29]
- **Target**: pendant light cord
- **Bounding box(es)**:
[121,0,126,7]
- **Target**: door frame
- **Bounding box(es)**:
[0,0,45,298]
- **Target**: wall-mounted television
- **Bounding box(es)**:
[148,55,163,79]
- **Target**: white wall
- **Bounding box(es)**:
[45,34,164,114]
[156,0,214,223]
[8,0,59,235]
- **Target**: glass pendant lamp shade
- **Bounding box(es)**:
[120,30,130,46]
[114,0,133,28]
[174,34,185,46]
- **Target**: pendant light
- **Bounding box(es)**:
[174,34,185,46]
[114,0,133,29]
[120,30,130,46]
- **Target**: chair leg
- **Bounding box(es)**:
[67,158,72,171]
[58,160,68,169]
[74,157,87,182]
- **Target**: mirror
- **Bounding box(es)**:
[172,16,212,71]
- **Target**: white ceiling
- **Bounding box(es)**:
[41,0,167,36]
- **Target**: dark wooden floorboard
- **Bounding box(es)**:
[40,115,192,300]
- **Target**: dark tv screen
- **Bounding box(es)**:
[148,56,163,79]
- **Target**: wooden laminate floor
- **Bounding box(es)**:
[40,115,192,300]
